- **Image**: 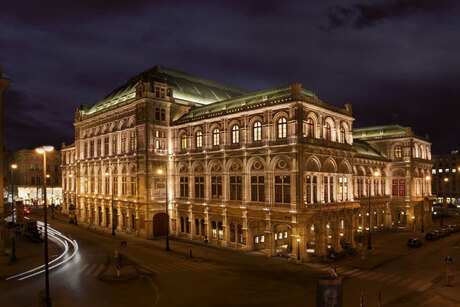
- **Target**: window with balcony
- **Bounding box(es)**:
[251,176,265,202]
[211,176,222,199]
[231,125,240,144]
[277,117,287,139]
[196,131,203,148]
[394,145,402,159]
[275,175,290,203]
[230,176,242,200]
[194,176,204,198]
[180,134,187,150]
[213,129,220,146]
[180,176,189,197]
[253,121,262,142]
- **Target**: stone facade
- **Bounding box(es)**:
[62,65,434,261]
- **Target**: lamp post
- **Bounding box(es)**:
[421,175,431,233]
[157,168,170,251]
[46,174,54,219]
[10,163,17,262]
[105,172,115,236]
[297,237,300,261]
[36,145,54,307]
[368,171,380,250]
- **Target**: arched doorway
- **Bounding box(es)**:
[273,223,291,257]
[153,213,168,237]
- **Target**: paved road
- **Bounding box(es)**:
[1,211,460,306]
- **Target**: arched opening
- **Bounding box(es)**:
[273,224,291,257]
[153,213,168,237]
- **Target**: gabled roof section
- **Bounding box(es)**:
[353,140,387,160]
[83,65,249,117]
[353,125,411,140]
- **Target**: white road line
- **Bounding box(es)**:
[93,264,105,277]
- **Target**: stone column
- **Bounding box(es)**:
[264,212,276,256]
[189,205,195,239]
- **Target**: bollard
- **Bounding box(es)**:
[189,249,193,258]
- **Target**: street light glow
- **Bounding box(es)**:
[373,171,380,177]
[157,169,164,175]
[35,145,54,154]
[11,164,17,169]
[425,175,431,181]
[444,177,449,182]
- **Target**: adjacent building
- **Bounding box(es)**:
[431,149,460,206]
[62,65,433,262]
[4,148,62,205]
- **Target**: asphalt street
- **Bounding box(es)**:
[1,211,460,306]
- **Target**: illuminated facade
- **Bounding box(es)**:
[62,65,433,261]
[431,150,460,205]
[4,149,62,205]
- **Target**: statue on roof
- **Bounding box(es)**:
[136,80,145,98]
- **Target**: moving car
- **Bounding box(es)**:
[407,238,423,247]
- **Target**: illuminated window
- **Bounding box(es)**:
[439,169,442,173]
[284,231,288,239]
[432,169,436,174]
[237,224,243,244]
[253,121,262,141]
[196,131,203,148]
[213,129,220,146]
[254,236,259,244]
[181,134,187,150]
[121,134,126,154]
[453,169,457,173]
[394,146,402,159]
[392,179,405,196]
[130,131,136,152]
[218,222,223,240]
[260,235,265,243]
[112,135,117,155]
[277,117,287,139]
[212,221,217,239]
[231,125,240,144]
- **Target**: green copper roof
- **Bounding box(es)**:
[83,65,249,116]
[353,125,410,140]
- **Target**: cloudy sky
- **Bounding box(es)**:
[0,0,458,154]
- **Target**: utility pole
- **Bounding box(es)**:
[0,66,11,253]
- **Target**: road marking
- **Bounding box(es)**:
[80,263,90,274]
[417,282,432,292]
[379,274,394,283]
[341,268,360,275]
[93,264,105,277]
[86,264,97,275]
[367,272,385,280]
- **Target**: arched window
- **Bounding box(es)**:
[231,125,240,144]
[277,117,287,139]
[394,145,402,159]
[211,221,217,238]
[195,218,200,235]
[121,133,127,153]
[196,131,203,148]
[213,128,220,146]
[180,134,187,150]
[218,222,223,240]
[180,217,185,233]
[307,118,315,137]
[324,122,332,141]
[253,121,262,141]
[340,126,346,144]
[237,224,243,243]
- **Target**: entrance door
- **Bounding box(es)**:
[153,213,168,237]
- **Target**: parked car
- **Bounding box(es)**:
[425,232,439,241]
[447,225,458,233]
[439,228,451,237]
[408,238,423,248]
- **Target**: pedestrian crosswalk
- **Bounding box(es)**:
[138,260,217,275]
[79,263,106,277]
[303,263,432,292]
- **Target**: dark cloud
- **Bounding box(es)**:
[327,0,452,29]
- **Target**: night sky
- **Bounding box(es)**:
[0,0,458,154]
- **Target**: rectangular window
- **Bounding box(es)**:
[180,176,189,197]
[104,137,109,156]
[160,88,165,99]
[130,131,136,152]
[122,176,128,195]
[112,135,117,155]
[97,139,101,156]
[275,175,290,203]
[194,176,204,198]
[306,176,311,203]
[155,107,160,120]
[432,169,436,174]
[131,177,137,196]
[105,176,110,194]
[84,142,88,158]
[113,176,118,195]
[97,177,102,194]
[250,176,265,202]
[211,176,222,199]
[338,177,343,201]
[90,140,94,158]
[161,109,166,121]
[230,176,242,201]
[399,179,405,196]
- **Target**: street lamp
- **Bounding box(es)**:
[35,145,54,307]
[368,171,380,250]
[105,172,115,236]
[10,163,17,262]
[157,168,170,251]
[297,237,301,261]
[46,174,54,220]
